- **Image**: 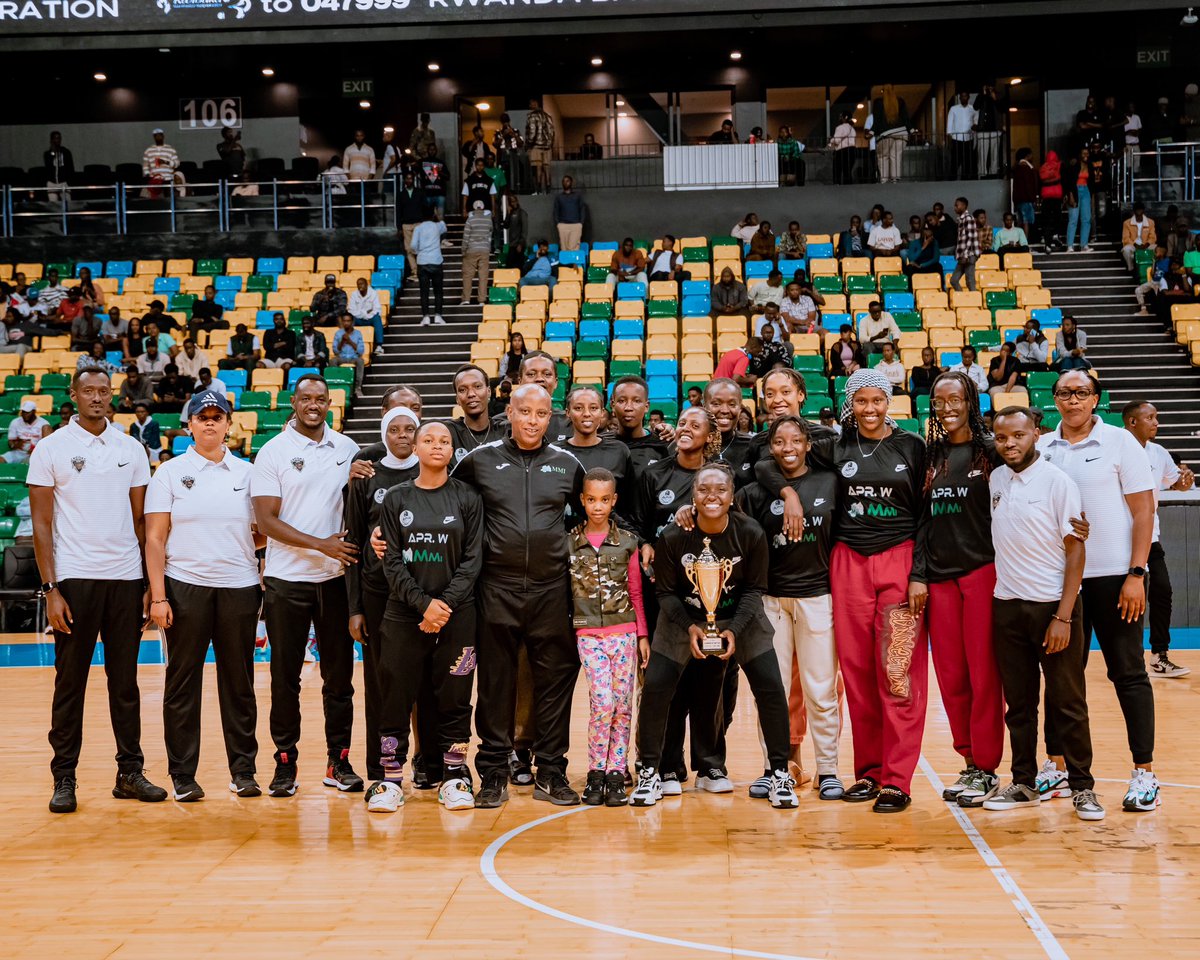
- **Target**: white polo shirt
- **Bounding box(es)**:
[251,422,359,583]
[1038,417,1154,578]
[1143,439,1180,543]
[990,455,1083,603]
[145,445,259,588]
[27,418,151,581]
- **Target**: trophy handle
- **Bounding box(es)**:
[683,562,698,592]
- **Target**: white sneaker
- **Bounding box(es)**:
[982,782,1041,811]
[1150,652,1191,678]
[420,316,431,326]
[1035,759,1071,799]
[366,780,403,812]
[768,769,798,809]
[659,771,683,796]
[373,346,385,357]
[941,766,977,801]
[1122,769,1161,812]
[956,770,1000,808]
[696,768,734,794]
[459,299,471,306]
[1073,789,1106,821]
[439,777,475,810]
[433,314,445,324]
[631,767,662,807]
[748,772,772,800]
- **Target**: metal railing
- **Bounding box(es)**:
[1113,142,1200,205]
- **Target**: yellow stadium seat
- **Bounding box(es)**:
[338,272,368,289]
[16,262,44,281]
[791,333,821,355]
[647,317,677,337]
[166,259,194,276]
[250,368,284,391]
[682,355,715,379]
[589,249,613,267]
[688,263,712,282]
[929,328,964,349]
[646,334,678,359]
[542,340,572,363]
[20,394,54,414]
[471,341,504,362]
[519,284,550,304]
[0,354,21,376]
[233,292,261,311]
[992,391,1027,409]
[515,301,547,322]
[681,333,713,356]
[472,358,499,379]
[898,330,928,350]
[511,320,543,344]
[347,255,374,272]
[873,257,903,277]
[548,301,579,322]
[226,257,254,276]
[822,294,847,313]
[286,256,314,274]
[948,289,982,309]
[584,283,613,303]
[849,294,876,315]
[976,271,1008,291]
[648,281,678,300]
[887,396,912,418]
[122,276,152,294]
[615,301,645,321]
[899,349,925,370]
[1175,319,1200,345]
[1009,269,1042,288]
[573,360,606,384]
[713,260,742,280]
[135,260,163,277]
[1172,303,1200,323]
[923,309,958,329]
[1003,253,1033,271]
[711,243,740,261]
[715,331,743,354]
[558,266,584,285]
[716,316,745,337]
[482,304,513,322]
[841,257,872,276]
[553,281,582,303]
[492,269,521,287]
[611,339,644,361]
[477,320,509,342]
[809,258,838,277]
[682,316,712,336]
[1016,286,1052,309]
[995,309,1030,328]
[976,253,1001,272]
[807,234,832,245]
[957,308,993,330]
[910,272,943,291]
[916,290,949,310]
[276,274,304,291]
[680,236,708,250]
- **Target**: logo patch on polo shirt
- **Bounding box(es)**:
[374,488,387,504]
[658,489,676,505]
[291,458,305,472]
[841,461,858,478]
[399,510,414,527]
[992,493,1002,509]
[182,476,195,489]
[770,500,785,515]
[71,456,85,472]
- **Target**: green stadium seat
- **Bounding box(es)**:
[682,247,710,263]
[276,390,293,408]
[915,395,931,415]
[813,276,843,294]
[40,373,71,393]
[609,360,642,378]
[46,261,72,278]
[324,368,355,389]
[652,400,680,420]
[0,463,29,483]
[288,309,309,328]
[985,290,1017,310]
[576,340,608,360]
[969,329,1001,351]
[238,391,272,411]
[801,398,827,417]
[894,311,923,332]
[196,259,225,276]
[878,275,910,293]
[250,433,277,455]
[0,395,20,415]
[586,266,610,283]
[157,413,182,431]
[648,300,678,318]
[896,418,920,433]
[259,410,290,431]
[845,275,876,294]
[1026,371,1057,390]
[792,354,824,373]
[246,275,275,294]
[0,516,19,539]
[581,301,613,321]
[488,286,518,305]
[4,375,34,394]
[169,293,197,313]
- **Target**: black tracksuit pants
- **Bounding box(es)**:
[162,578,260,780]
[264,575,354,766]
[49,578,146,780]
[1147,541,1173,655]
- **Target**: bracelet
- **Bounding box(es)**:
[1051,614,1072,625]
[150,599,169,606]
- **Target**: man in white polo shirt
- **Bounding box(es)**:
[1038,371,1159,813]
[1123,399,1195,678]
[251,374,361,798]
[29,366,168,814]
[982,406,1100,821]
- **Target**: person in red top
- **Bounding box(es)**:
[713,336,763,388]
[54,287,85,334]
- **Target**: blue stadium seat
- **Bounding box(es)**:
[153,277,181,294]
[371,270,400,293]
[883,293,915,312]
[745,261,773,280]
[778,258,806,278]
[287,366,320,387]
[1031,308,1063,329]
[613,320,644,340]
[682,280,709,299]
[617,281,646,301]
[579,320,610,341]
[978,393,992,414]
[645,358,679,378]
[544,322,575,341]
[939,255,957,275]
[75,261,103,279]
[377,254,405,272]
[807,243,834,259]
[106,350,123,367]
[593,241,619,252]
[257,257,285,275]
[105,261,134,279]
[256,310,277,328]
[940,351,962,367]
[647,376,677,400]
[214,291,237,310]
[214,275,243,292]
[222,369,249,389]
[682,296,711,317]
[822,312,852,331]
[172,435,195,455]
[558,250,585,267]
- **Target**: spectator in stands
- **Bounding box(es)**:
[494,114,525,183]
[1154,257,1195,323]
[349,276,386,355]
[323,155,349,196]
[44,131,74,200]
[755,303,791,346]
[731,213,759,244]
[975,84,1001,178]
[776,125,805,186]
[296,316,329,370]
[126,403,161,461]
[711,266,749,319]
[607,237,648,287]
[579,132,603,160]
[866,204,885,238]
[38,269,68,316]
[217,127,246,179]
[175,338,209,379]
[1121,202,1157,273]
[1135,245,1170,317]
[0,311,28,359]
[714,336,764,388]
[987,341,1026,398]
[461,200,494,306]
[144,300,180,336]
[76,266,105,310]
[52,401,75,430]
[142,128,185,198]
[519,240,558,290]
[905,226,942,278]
[1164,217,1196,260]
[747,221,777,263]
[708,118,739,144]
[905,215,923,245]
[51,286,84,336]
[931,202,958,253]
[420,144,448,213]
[70,305,102,352]
[950,344,989,392]
[1039,151,1064,250]
[189,285,228,336]
[829,112,857,184]
[1014,318,1049,372]
[137,340,168,380]
[122,316,145,361]
[396,170,427,282]
[948,196,980,292]
[99,306,127,352]
[877,341,908,394]
[648,235,689,285]
[868,211,903,257]
[192,367,228,401]
[526,98,556,194]
[751,270,786,311]
[259,314,296,370]
[859,300,901,355]
[412,208,447,325]
[749,322,791,375]
[947,91,976,179]
[460,125,494,175]
[142,320,175,357]
[380,126,403,178]
[409,113,437,157]
[309,274,347,327]
[778,221,807,261]
[1012,148,1039,242]
[779,280,824,337]
[154,363,190,414]
[461,157,497,218]
[975,209,994,253]
[344,130,377,182]
[910,345,943,397]
[503,194,528,251]
[995,213,1030,267]
[1063,147,1093,253]
[837,214,871,259]
[553,175,585,251]
[331,313,366,397]
[829,324,867,376]
[4,400,51,464]
[119,366,155,411]
[871,84,912,183]
[498,332,528,382]
[77,340,120,375]
[1053,316,1091,372]
[219,323,261,371]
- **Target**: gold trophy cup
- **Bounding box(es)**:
[683,537,735,656]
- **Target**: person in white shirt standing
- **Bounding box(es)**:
[141,128,185,198]
[983,406,1101,820]
[950,345,989,394]
[343,129,377,182]
[1123,400,1194,678]
[1038,371,1159,813]
[5,400,51,463]
[146,390,264,802]
[251,375,362,798]
[30,367,168,814]
[411,210,448,325]
[348,276,386,357]
[946,91,977,180]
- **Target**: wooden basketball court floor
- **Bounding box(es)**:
[1,633,1196,960]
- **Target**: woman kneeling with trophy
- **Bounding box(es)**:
[630,462,797,810]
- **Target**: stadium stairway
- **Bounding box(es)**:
[344,214,479,443]
[1036,240,1200,461]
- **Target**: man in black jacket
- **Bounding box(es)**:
[260,312,297,371]
[452,383,584,808]
[397,171,428,283]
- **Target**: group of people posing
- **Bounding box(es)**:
[34,352,1187,824]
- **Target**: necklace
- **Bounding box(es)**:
[461,418,495,450]
[856,430,888,459]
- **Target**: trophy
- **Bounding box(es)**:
[683,537,735,656]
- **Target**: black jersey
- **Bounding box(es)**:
[448,417,504,466]
[919,439,1001,582]
[565,437,634,525]
[354,440,386,463]
[621,432,670,477]
[634,457,699,544]
[343,459,420,612]
[491,410,572,445]
[717,431,755,488]
[746,421,839,466]
[379,478,484,622]
[737,468,837,598]
[653,512,768,639]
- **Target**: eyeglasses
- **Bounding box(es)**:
[1053,388,1095,401]
[931,398,967,411]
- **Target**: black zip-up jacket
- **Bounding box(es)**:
[451,436,583,587]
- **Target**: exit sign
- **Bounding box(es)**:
[342,78,374,97]
[1136,46,1171,69]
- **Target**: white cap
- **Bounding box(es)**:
[1159,96,1170,105]
[1186,83,1198,97]
[152,127,165,135]
[20,400,37,413]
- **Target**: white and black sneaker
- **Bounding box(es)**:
[439,777,475,810]
[631,767,663,807]
[748,772,772,800]
[982,782,1041,811]
[1150,653,1191,678]
[1122,769,1161,812]
[229,773,261,797]
[942,766,978,801]
[659,771,683,796]
[956,770,1000,808]
[695,768,734,794]
[1035,759,1071,800]
[768,769,798,809]
[366,780,404,812]
[1073,789,1106,821]
[420,316,432,326]
[172,776,205,803]
[433,314,446,325]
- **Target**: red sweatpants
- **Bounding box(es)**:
[927,563,1005,773]
[831,540,928,793]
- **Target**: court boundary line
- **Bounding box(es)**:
[918,756,1069,960]
[479,805,818,960]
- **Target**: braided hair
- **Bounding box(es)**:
[678,406,724,462]
[923,370,992,495]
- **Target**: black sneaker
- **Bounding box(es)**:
[582,770,606,806]
[112,770,168,803]
[509,749,534,786]
[229,773,261,798]
[873,785,912,813]
[49,775,77,814]
[172,776,205,802]
[475,770,510,809]
[841,776,880,803]
[534,771,581,806]
[269,755,297,797]
[323,749,364,793]
[604,771,628,807]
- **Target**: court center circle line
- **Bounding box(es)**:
[479,804,818,960]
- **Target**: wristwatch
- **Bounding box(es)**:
[1127,566,1147,578]
[39,581,58,596]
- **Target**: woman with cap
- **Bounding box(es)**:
[754,369,928,812]
[146,388,264,802]
[343,405,421,788]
